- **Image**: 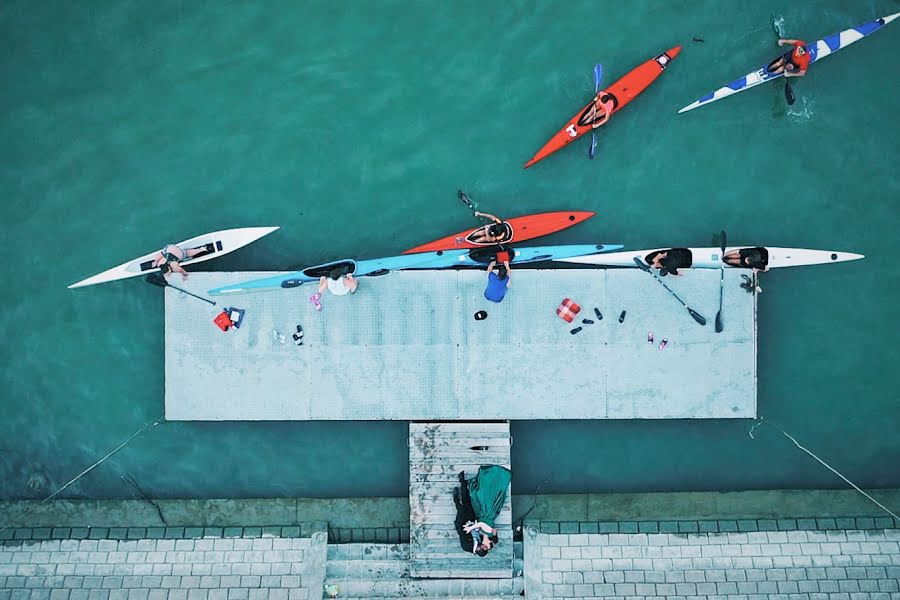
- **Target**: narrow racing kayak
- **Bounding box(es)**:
[678,13,899,114]
[556,246,864,269]
[403,211,595,254]
[68,227,280,289]
[524,46,682,168]
[208,243,624,295]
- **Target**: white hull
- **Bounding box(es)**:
[557,247,864,269]
[68,226,279,289]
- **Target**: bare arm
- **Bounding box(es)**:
[170,263,188,276]
[486,260,495,275]
[474,211,502,223]
[318,277,327,293]
[778,38,801,46]
[473,522,495,534]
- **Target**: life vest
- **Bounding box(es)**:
[556,298,581,322]
[214,310,234,332]
[225,307,245,329]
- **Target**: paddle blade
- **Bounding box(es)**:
[146,273,168,288]
[715,311,723,332]
[719,229,727,252]
[457,190,475,210]
[594,64,603,91]
[689,308,707,326]
[632,257,651,272]
[784,80,796,105]
[588,134,598,159]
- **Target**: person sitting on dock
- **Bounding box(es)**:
[767,39,810,77]
[484,258,511,303]
[646,248,692,276]
[454,465,512,557]
[469,212,513,244]
[153,244,206,280]
[724,247,769,271]
[318,265,358,297]
[578,92,616,129]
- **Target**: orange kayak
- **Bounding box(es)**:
[403,211,594,254]
[524,46,682,168]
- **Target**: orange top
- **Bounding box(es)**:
[791,40,810,71]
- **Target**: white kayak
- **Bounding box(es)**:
[678,12,900,114]
[557,247,864,269]
[68,226,279,289]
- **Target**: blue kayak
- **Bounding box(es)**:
[207,243,622,295]
[678,12,899,113]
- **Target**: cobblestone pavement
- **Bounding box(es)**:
[0,525,327,599]
[524,518,900,599]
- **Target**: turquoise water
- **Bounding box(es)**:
[1,0,898,501]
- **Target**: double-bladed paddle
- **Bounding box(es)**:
[588,64,603,159]
[715,230,727,332]
[146,273,216,305]
[632,257,707,326]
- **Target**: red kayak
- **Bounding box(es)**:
[403,211,594,254]
[524,46,682,168]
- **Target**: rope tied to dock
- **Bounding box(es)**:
[0,416,164,534]
[749,417,899,521]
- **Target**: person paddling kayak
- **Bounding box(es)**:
[578,92,617,128]
[153,244,206,280]
[469,212,513,244]
[767,39,810,77]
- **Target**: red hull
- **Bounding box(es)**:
[524,46,682,168]
[403,211,595,254]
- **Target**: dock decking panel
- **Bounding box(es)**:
[165,269,756,420]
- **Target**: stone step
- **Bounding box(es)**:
[333,597,522,600]
[327,542,410,561]
[332,597,523,600]
[325,558,410,579]
[322,577,525,598]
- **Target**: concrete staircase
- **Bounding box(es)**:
[322,542,525,599]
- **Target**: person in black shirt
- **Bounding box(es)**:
[645,248,692,276]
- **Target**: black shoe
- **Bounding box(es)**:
[458,471,466,483]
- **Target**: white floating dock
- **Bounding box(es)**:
[164,269,757,421]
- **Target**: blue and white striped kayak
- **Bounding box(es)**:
[207,243,623,295]
[678,12,899,114]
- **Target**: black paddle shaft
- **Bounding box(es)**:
[715,230,727,333]
[145,274,216,306]
[633,258,707,326]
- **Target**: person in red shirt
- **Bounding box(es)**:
[768,39,810,77]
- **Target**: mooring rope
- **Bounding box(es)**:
[749,417,899,521]
[0,416,163,534]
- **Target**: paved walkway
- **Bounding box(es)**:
[2,517,899,598]
[165,269,756,420]
[0,525,327,599]
[523,519,900,599]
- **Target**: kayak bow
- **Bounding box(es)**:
[402,211,595,253]
[525,46,682,168]
[68,227,280,289]
[678,13,900,114]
